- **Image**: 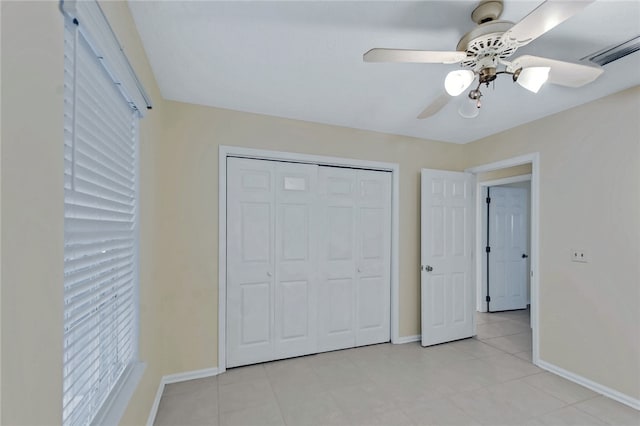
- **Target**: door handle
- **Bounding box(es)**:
[522,254,529,259]
[425,265,433,272]
[267,271,272,277]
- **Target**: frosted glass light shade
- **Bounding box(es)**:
[516,67,550,93]
[459,97,480,119]
[444,70,475,96]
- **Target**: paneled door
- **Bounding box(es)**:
[227,158,318,367]
[421,169,475,347]
[317,167,391,352]
[355,170,392,346]
[488,186,528,312]
[273,162,320,359]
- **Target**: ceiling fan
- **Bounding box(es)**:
[363,0,604,119]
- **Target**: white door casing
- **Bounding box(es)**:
[488,186,528,312]
[421,169,475,347]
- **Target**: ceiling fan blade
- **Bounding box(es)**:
[364,48,466,64]
[417,93,451,119]
[501,0,595,47]
[511,55,603,87]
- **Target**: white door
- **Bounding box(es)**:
[273,162,319,359]
[227,158,318,367]
[355,170,391,346]
[317,167,391,352]
[227,158,275,367]
[488,186,528,312]
[421,169,475,347]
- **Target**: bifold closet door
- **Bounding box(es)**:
[227,158,318,368]
[317,167,391,352]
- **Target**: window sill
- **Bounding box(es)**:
[91,361,146,426]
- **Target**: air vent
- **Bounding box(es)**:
[582,35,640,66]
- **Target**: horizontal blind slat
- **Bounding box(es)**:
[64,269,133,325]
[65,236,134,262]
[65,190,133,216]
[64,307,133,375]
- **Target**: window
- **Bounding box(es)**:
[61,1,150,424]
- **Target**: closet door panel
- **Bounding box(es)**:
[227,158,276,367]
[274,162,319,359]
[317,168,358,351]
[355,170,392,346]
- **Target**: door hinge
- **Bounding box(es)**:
[485,246,491,253]
[486,296,491,302]
[486,197,491,204]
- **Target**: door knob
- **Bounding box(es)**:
[425,265,433,272]
[267,271,272,277]
[522,254,529,259]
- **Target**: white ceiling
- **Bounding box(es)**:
[129,0,640,144]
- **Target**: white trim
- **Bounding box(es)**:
[218,145,401,371]
[465,154,534,174]
[479,173,532,188]
[162,367,220,384]
[394,335,420,344]
[146,381,164,426]
[146,367,220,426]
[93,362,145,426]
[466,153,540,365]
[537,359,640,411]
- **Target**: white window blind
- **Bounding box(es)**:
[63,16,139,426]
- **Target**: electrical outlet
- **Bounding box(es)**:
[571,249,588,263]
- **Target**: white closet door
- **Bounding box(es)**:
[273,162,319,359]
[228,159,391,366]
[317,167,358,351]
[355,170,391,346]
[227,158,276,367]
[318,167,391,351]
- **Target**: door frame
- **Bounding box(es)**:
[478,174,532,313]
[465,153,540,365]
[218,145,400,373]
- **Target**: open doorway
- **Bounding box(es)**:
[466,154,540,365]
[479,174,532,313]
[478,173,533,361]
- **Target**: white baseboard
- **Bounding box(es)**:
[146,367,220,426]
[537,359,640,411]
[393,335,420,344]
[162,367,220,384]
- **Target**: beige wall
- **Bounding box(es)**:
[1,2,64,423]
[156,101,466,371]
[464,86,640,400]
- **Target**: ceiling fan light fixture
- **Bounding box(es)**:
[459,97,481,119]
[444,70,475,96]
[514,66,550,93]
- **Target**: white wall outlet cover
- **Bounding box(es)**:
[571,249,588,263]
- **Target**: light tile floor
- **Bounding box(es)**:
[154,309,639,425]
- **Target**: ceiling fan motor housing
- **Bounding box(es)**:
[457,20,518,70]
